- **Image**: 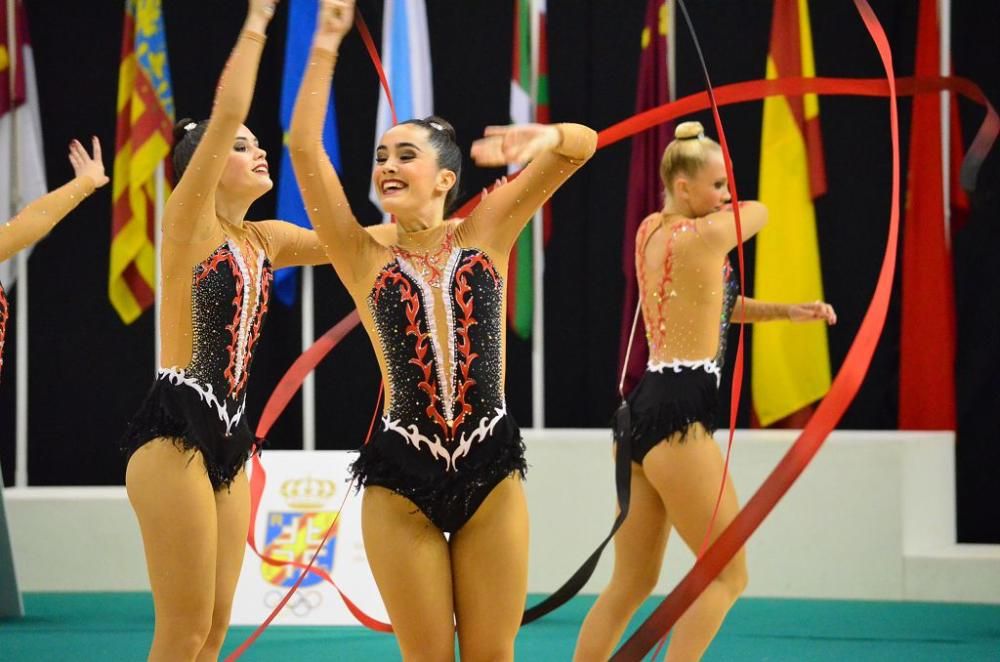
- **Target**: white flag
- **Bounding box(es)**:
[0,0,47,289]
[369,0,434,218]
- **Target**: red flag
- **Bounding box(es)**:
[618,0,673,393]
[899,0,956,429]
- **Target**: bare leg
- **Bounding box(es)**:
[126,439,218,662]
[451,476,529,662]
[197,470,250,661]
[641,425,748,661]
[362,486,456,662]
[573,462,670,661]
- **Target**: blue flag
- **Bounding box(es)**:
[275,0,342,305]
[369,0,434,215]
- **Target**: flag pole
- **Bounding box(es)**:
[667,0,676,103]
[529,0,545,428]
[154,162,164,369]
[939,0,951,244]
[301,266,316,451]
[8,0,28,488]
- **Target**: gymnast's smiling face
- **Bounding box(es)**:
[218,126,273,200]
[372,123,458,222]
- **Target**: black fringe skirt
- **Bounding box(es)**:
[351,414,527,533]
[121,373,260,491]
[622,365,720,464]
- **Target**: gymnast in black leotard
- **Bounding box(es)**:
[288,2,596,658]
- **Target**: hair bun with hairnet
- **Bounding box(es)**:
[675,121,705,141]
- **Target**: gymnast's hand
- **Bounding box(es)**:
[248,0,280,22]
[789,301,837,325]
[479,176,508,202]
[471,123,561,167]
[317,0,355,38]
[68,137,109,189]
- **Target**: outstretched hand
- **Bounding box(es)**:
[249,0,280,21]
[317,0,355,39]
[470,124,560,167]
[789,300,837,325]
[68,137,109,188]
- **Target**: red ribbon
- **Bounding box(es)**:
[224,381,390,661]
[355,11,397,125]
[230,1,999,653]
[225,10,401,655]
[612,1,905,657]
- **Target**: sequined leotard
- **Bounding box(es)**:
[122,30,329,490]
[624,212,740,463]
[0,176,98,378]
[290,47,597,532]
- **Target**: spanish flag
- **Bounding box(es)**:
[752,0,830,426]
[109,0,174,324]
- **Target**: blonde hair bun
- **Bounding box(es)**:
[659,120,720,192]
[674,121,705,141]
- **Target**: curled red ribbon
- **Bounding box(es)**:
[232,1,998,654]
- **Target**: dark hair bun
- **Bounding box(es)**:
[173,118,197,145]
[423,115,457,143]
[169,118,210,182]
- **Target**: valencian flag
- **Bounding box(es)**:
[617,0,673,393]
[274,0,342,306]
[751,0,830,426]
[0,0,47,291]
[506,0,550,339]
[899,0,956,429]
[110,0,174,324]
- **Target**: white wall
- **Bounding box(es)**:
[5,429,999,603]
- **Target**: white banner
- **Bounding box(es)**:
[230,451,387,626]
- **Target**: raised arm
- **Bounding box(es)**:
[697,201,768,254]
[287,0,379,286]
[461,123,597,256]
[0,137,108,262]
[164,1,276,243]
[732,296,837,325]
[253,221,329,268]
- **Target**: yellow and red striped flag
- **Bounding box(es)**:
[752,0,830,426]
[109,0,174,324]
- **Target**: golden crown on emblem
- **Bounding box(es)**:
[280,475,338,510]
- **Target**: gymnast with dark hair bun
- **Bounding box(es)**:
[288,0,597,658]
[119,2,334,659]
